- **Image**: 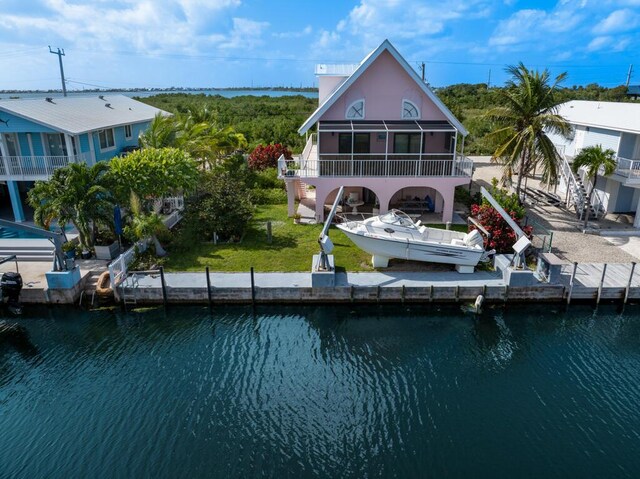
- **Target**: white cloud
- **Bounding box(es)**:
[593,9,640,33]
[219,17,269,50]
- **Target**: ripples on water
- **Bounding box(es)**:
[1,304,639,478]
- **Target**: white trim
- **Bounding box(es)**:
[298,39,468,136]
[98,128,116,152]
[401,99,420,120]
[345,99,365,120]
[27,133,34,156]
[89,132,97,164]
[124,124,133,139]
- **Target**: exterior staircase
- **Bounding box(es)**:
[558,152,600,221]
[79,271,101,307]
[0,239,55,262]
[296,179,308,200]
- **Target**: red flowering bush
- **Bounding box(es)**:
[470,203,532,253]
[248,143,292,171]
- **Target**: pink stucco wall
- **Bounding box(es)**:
[303,176,469,223]
[320,50,448,122]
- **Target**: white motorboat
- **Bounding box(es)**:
[336,210,493,273]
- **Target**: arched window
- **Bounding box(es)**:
[402,100,420,119]
[346,99,365,119]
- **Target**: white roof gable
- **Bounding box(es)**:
[0,95,168,135]
[558,100,640,134]
[299,39,467,136]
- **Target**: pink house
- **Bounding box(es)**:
[279,39,472,223]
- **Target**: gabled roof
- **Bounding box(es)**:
[298,39,467,136]
[0,94,168,135]
[557,100,640,134]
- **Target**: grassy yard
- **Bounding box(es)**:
[164,204,374,272]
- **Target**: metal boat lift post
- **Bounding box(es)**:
[480,186,531,268]
[317,186,344,271]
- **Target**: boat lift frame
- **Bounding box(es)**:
[317,186,344,271]
[480,186,531,268]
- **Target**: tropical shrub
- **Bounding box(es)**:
[470,204,532,253]
[109,147,198,204]
[250,188,287,205]
[183,171,254,241]
[248,143,292,171]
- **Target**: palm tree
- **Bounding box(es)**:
[27,162,114,249]
[126,192,168,256]
[138,113,176,149]
[572,145,617,229]
[486,63,571,199]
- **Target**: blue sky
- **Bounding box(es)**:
[1,0,639,90]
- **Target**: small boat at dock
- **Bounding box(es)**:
[336,210,494,272]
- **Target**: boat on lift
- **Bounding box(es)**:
[336,209,494,273]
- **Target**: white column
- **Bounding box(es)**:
[634,193,640,228]
[88,132,97,165]
[64,134,75,164]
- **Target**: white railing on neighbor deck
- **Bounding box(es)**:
[615,157,640,181]
[0,154,87,179]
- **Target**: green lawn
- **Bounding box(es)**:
[164,204,374,272]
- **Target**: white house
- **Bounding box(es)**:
[548,100,640,227]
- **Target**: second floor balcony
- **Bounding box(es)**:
[280,124,473,180]
[0,154,89,181]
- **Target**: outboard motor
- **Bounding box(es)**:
[1,272,23,315]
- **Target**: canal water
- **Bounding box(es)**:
[1,304,639,478]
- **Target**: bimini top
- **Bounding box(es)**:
[557,100,640,134]
[0,94,168,135]
[298,39,467,136]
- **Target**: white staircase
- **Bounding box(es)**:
[558,153,601,221]
[0,239,55,262]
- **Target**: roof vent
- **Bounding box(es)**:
[99,95,105,100]
[45,97,55,103]
[105,103,113,109]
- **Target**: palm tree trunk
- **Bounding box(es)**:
[583,173,597,230]
[515,147,528,200]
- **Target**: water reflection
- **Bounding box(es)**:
[0,304,638,478]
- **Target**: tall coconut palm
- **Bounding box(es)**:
[486,63,571,199]
[27,162,115,249]
[572,145,617,229]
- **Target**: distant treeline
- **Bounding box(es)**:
[139,93,317,152]
[139,84,632,155]
[436,83,630,154]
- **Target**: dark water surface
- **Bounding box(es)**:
[1,304,640,478]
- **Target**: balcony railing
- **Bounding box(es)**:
[615,157,640,180]
[280,153,472,178]
[0,154,87,180]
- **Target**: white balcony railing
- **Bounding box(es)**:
[282,153,472,178]
[615,157,640,180]
[0,154,88,180]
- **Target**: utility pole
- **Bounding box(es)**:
[626,64,634,87]
[49,46,67,97]
[421,62,425,82]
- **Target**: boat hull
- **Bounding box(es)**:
[337,226,485,267]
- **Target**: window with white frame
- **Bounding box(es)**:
[346,99,365,119]
[124,124,133,139]
[99,128,115,150]
[402,100,420,119]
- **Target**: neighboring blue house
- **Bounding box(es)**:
[0,95,168,222]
